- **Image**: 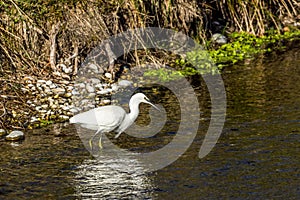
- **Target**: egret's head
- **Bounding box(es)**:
[132,93,160,111]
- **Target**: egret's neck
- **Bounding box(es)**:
[128,101,140,121]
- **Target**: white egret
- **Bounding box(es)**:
[69,93,160,150]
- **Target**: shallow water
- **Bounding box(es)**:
[1,47,300,199]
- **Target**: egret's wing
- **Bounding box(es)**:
[70,106,126,131]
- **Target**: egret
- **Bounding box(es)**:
[69,93,160,150]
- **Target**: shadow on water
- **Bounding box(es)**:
[1,47,300,199]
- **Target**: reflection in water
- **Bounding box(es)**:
[74,156,154,199]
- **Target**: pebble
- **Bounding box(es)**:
[118,80,133,88]
[5,130,25,141]
[87,63,99,73]
[30,117,39,123]
[52,88,65,95]
[0,129,7,137]
[86,84,95,93]
[64,93,72,98]
[103,99,111,104]
[97,90,109,95]
[37,80,46,84]
[59,115,69,120]
[90,78,101,84]
[212,33,227,44]
[46,80,53,86]
[105,73,112,79]
[49,83,57,89]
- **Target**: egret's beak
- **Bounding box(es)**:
[145,98,161,111]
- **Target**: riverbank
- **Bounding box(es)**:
[0,28,299,136]
[1,0,300,134]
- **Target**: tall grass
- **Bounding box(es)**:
[0,0,299,74]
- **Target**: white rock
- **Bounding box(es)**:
[30,117,39,123]
[87,63,99,73]
[103,99,111,104]
[212,33,227,44]
[97,90,109,95]
[71,90,80,96]
[111,84,119,91]
[86,84,95,93]
[90,78,101,84]
[37,80,46,84]
[6,130,25,141]
[105,73,112,79]
[52,88,65,95]
[118,80,133,88]
[0,129,6,136]
[95,84,103,90]
[49,83,57,89]
[41,104,48,109]
[59,115,69,120]
[46,80,52,86]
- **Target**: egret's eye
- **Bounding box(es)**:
[144,97,149,101]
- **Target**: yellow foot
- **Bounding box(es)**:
[99,137,103,149]
[89,139,93,151]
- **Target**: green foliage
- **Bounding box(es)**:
[209,29,300,67]
[144,49,220,82]
[39,119,54,127]
[144,68,184,82]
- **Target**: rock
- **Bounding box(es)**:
[35,106,42,111]
[41,104,48,109]
[59,115,69,120]
[51,104,58,109]
[49,83,57,89]
[97,90,109,95]
[118,80,133,88]
[64,93,72,98]
[21,88,30,93]
[71,90,80,96]
[86,84,95,93]
[87,93,96,98]
[0,129,7,137]
[52,88,65,95]
[95,84,103,89]
[87,63,104,74]
[106,88,113,93]
[37,80,46,84]
[111,84,119,91]
[30,117,39,123]
[66,86,74,91]
[44,88,52,95]
[90,78,101,84]
[46,80,53,86]
[103,99,111,104]
[69,107,79,114]
[27,83,35,88]
[211,33,227,45]
[105,73,112,79]
[5,130,25,141]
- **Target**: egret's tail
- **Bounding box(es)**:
[69,116,76,124]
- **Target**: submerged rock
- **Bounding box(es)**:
[5,130,25,141]
[0,129,7,137]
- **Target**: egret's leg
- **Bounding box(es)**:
[115,131,123,139]
[90,129,101,151]
[98,132,103,149]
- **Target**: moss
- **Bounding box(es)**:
[209,29,300,67]
[144,29,300,81]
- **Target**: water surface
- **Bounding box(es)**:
[1,47,299,199]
